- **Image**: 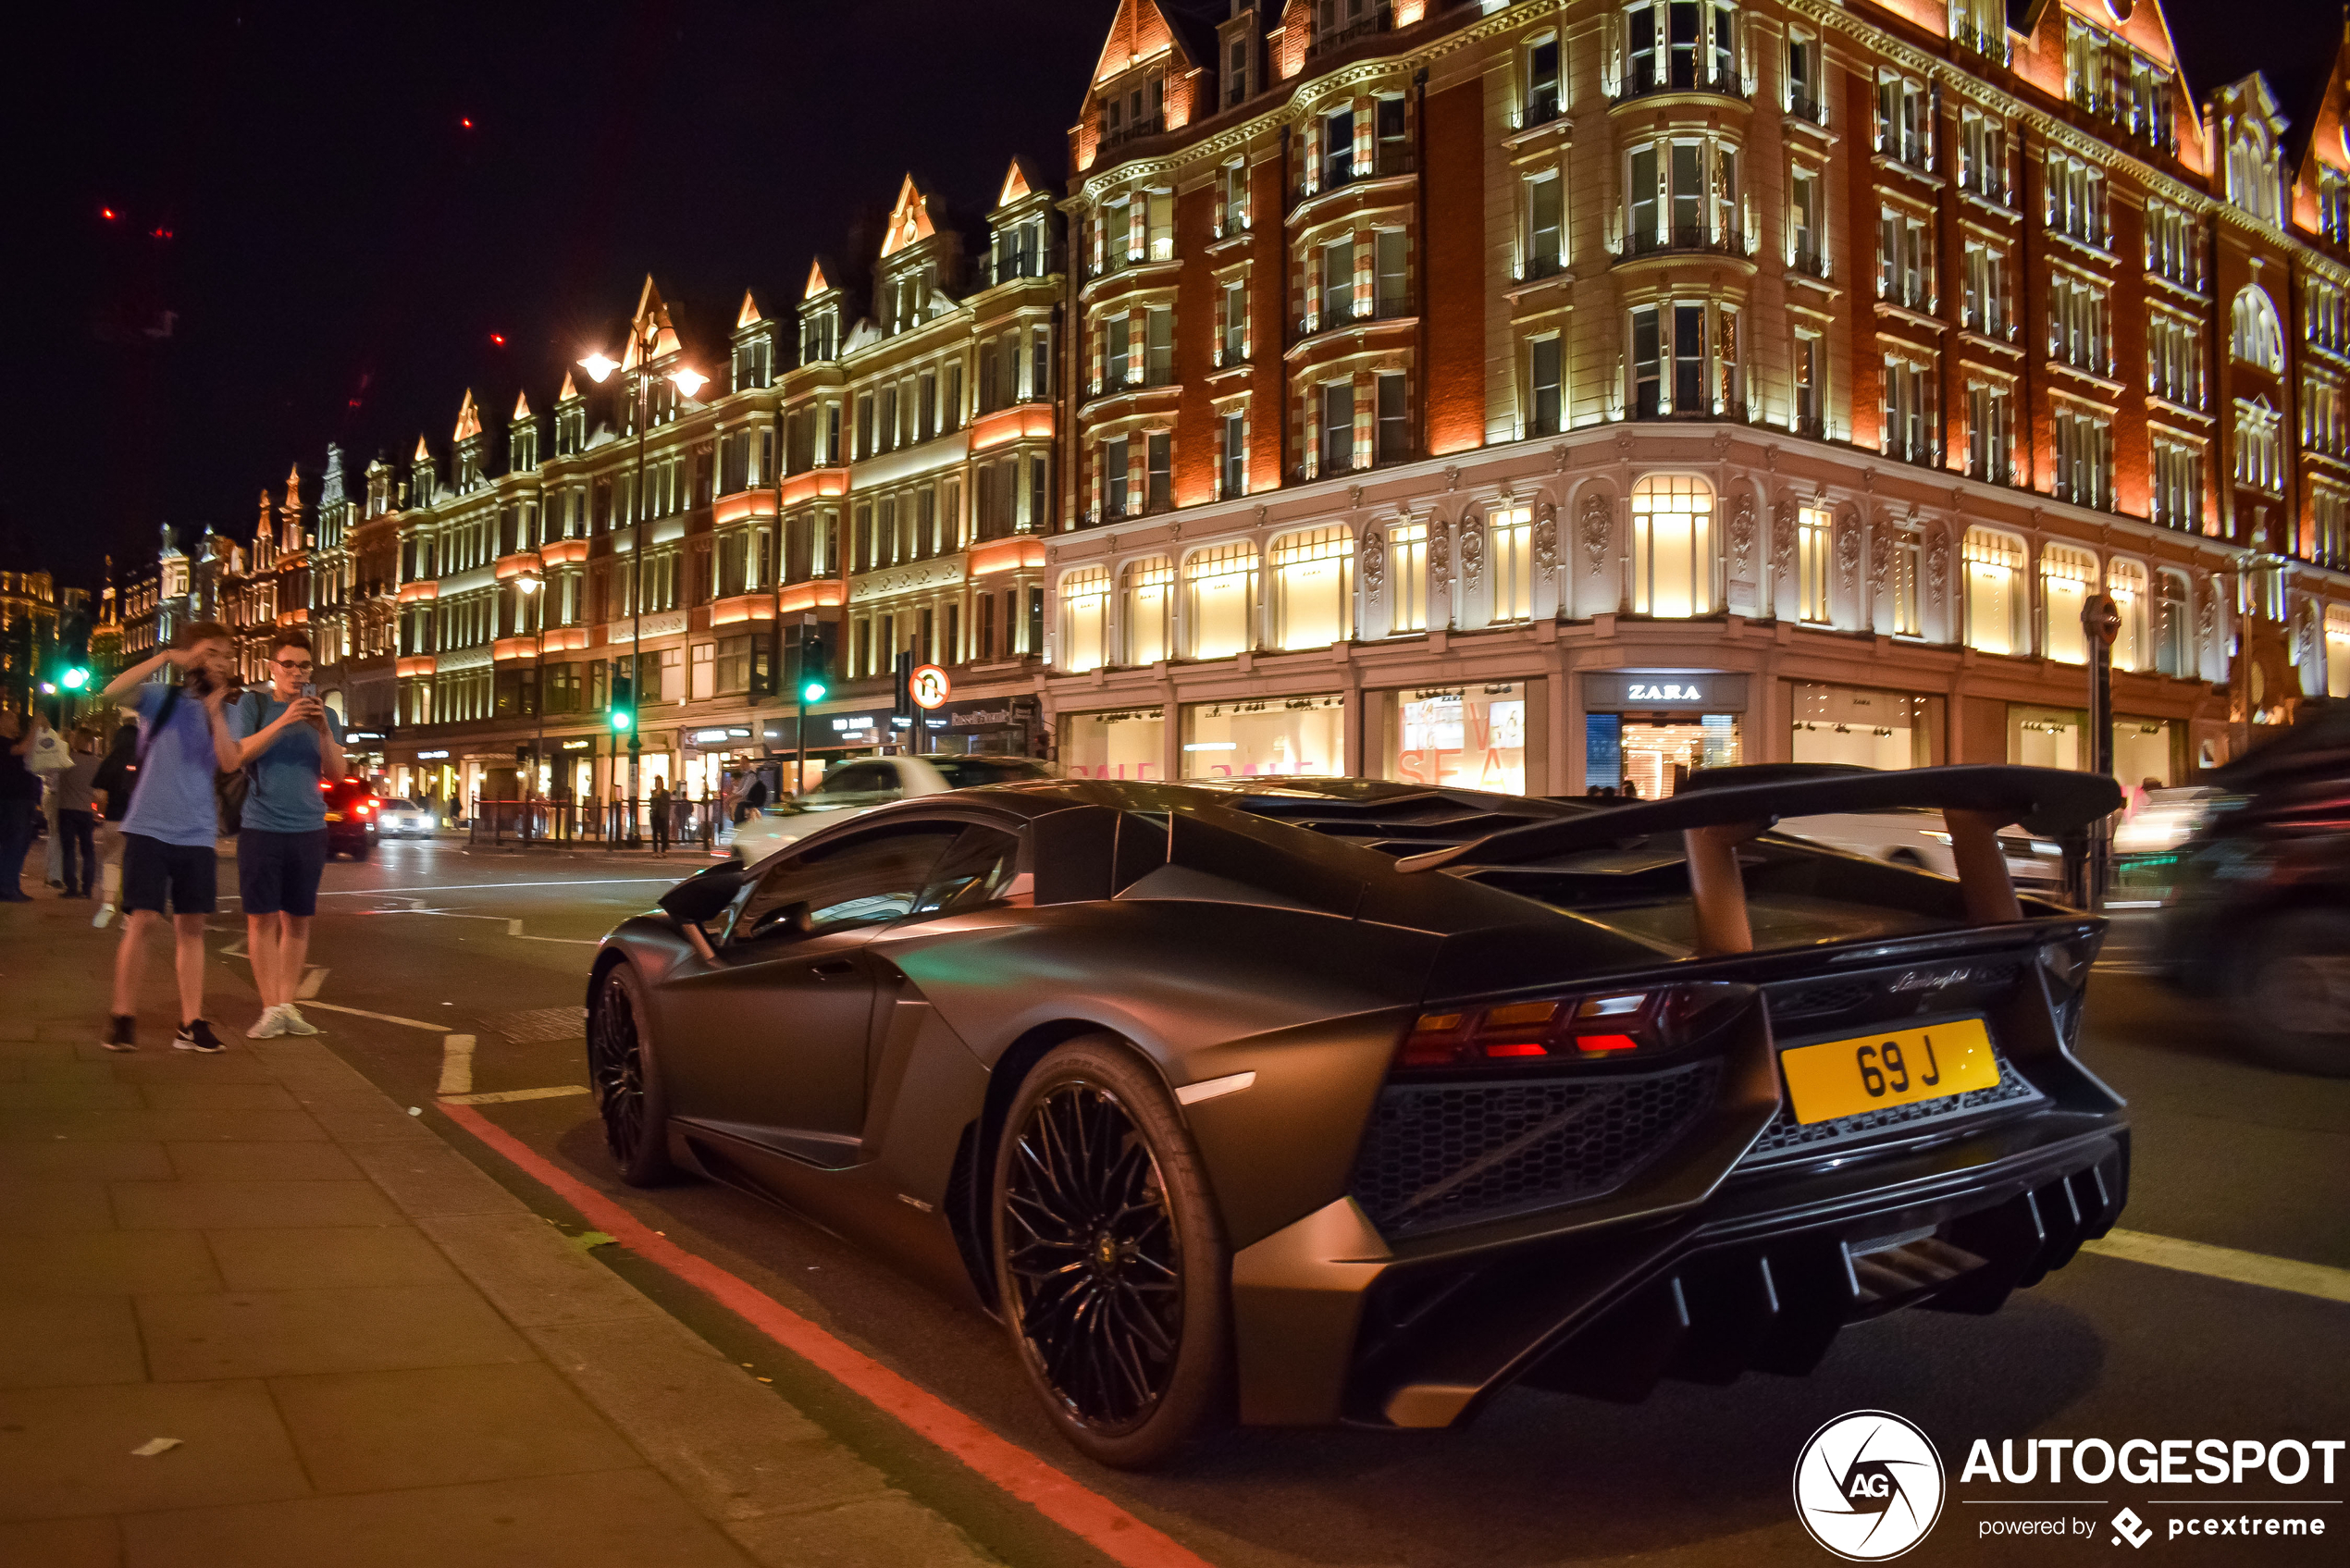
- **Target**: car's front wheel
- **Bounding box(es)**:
[992,1036,1231,1469]
[588,964,675,1183]
[2237,911,2350,1077]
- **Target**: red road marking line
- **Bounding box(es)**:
[439,1102,1217,1568]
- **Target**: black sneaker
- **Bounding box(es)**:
[101,1015,137,1053]
[172,1019,227,1055]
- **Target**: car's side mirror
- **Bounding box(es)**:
[659,865,746,929]
[741,900,811,942]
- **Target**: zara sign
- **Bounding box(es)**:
[1583,673,1748,711]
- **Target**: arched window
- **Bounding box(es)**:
[1058,565,1109,673]
[1629,475,1713,616]
[1182,542,1258,660]
[1120,557,1172,666]
[1961,525,2027,654]
[2107,557,2149,672]
[1269,526,1354,648]
[2041,542,2097,664]
[2231,287,2283,372]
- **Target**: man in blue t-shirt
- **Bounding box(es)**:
[229,632,347,1039]
[97,623,246,1054]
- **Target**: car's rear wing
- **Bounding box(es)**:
[1395,765,2122,956]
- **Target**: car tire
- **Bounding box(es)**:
[588,964,677,1184]
[992,1035,1231,1470]
[2235,911,2350,1077]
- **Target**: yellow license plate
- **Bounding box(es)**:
[1779,1019,2000,1125]
[324,811,344,821]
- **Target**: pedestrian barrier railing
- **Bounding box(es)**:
[466,796,720,853]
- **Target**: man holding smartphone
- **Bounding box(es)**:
[229,632,346,1038]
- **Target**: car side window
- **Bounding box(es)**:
[820,762,898,797]
[908,827,1023,916]
[733,822,961,943]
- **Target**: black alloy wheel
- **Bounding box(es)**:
[588,965,674,1184]
[994,1037,1230,1469]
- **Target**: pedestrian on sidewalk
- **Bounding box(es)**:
[24,706,72,889]
[649,777,672,854]
[99,623,246,1054]
[53,727,101,898]
[228,632,345,1039]
[87,720,142,925]
[0,708,43,901]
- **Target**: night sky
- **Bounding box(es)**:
[0,0,2337,597]
[1,0,1132,591]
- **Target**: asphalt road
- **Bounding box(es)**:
[247,839,2350,1567]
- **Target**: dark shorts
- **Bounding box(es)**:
[237,828,329,917]
[121,833,218,916]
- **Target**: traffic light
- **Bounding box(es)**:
[792,624,829,706]
[609,662,635,733]
[60,667,90,691]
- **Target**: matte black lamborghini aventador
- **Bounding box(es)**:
[585,766,2130,1468]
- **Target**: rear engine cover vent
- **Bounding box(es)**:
[1350,1062,1718,1238]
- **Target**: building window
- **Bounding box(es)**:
[2108,558,2149,672]
[2225,123,2280,224]
[1146,432,1171,513]
[1629,475,1713,617]
[1967,381,2012,483]
[2048,274,2108,373]
[1884,357,1933,464]
[1100,436,1132,520]
[2046,154,2107,247]
[2156,570,2194,677]
[1270,526,1354,648]
[1789,167,1824,275]
[1786,32,1822,122]
[1962,527,2027,655]
[2148,313,2204,408]
[1961,241,2007,336]
[1876,74,1930,167]
[1625,138,1739,255]
[2316,488,2350,569]
[1879,207,1931,310]
[2327,604,2350,698]
[1218,410,1248,499]
[2152,437,2204,532]
[1183,543,1258,660]
[1122,556,1172,665]
[1490,507,1533,623]
[1794,330,1824,434]
[1528,338,1562,437]
[1317,236,1356,328]
[1060,565,1111,673]
[1375,229,1408,315]
[1219,162,1250,235]
[2303,376,2344,458]
[2307,278,2349,355]
[1524,173,1565,278]
[2042,543,2096,665]
[1220,279,1249,365]
[2231,287,2284,370]
[1620,0,1738,96]
[1629,302,1721,417]
[1320,381,1355,475]
[2320,167,2350,243]
[1389,521,1428,634]
[2235,398,2282,493]
[1377,372,1410,462]
[2054,406,2113,510]
[1958,108,2008,201]
[1524,32,1562,125]
[2145,201,2204,290]
[1796,505,1830,623]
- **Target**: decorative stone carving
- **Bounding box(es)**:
[1836,513,1861,592]
[1444,465,1462,491]
[1552,443,1571,472]
[1771,500,1797,577]
[1927,527,1950,608]
[1580,492,1613,578]
[1727,492,1756,579]
[1428,524,1452,590]
[1533,502,1559,577]
[1362,527,1387,597]
[1710,428,1733,459]
[1460,518,1486,591]
[2198,582,2218,661]
[1612,428,1635,461]
[1868,529,1891,595]
[1349,485,1364,510]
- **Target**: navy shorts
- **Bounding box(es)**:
[237,829,329,917]
[121,833,218,916]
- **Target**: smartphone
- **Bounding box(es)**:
[301,683,317,699]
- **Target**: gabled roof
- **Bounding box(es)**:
[736,288,766,327]
[878,174,939,261]
[2167,0,2335,162]
[557,369,579,401]
[413,435,433,463]
[1087,0,1187,90]
[996,154,1055,213]
[452,389,483,443]
[620,276,686,370]
[803,257,837,300]
[511,389,533,422]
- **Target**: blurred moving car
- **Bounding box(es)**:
[728,753,1053,863]
[376,796,437,840]
[321,778,379,860]
[1679,764,2069,895]
[2156,709,2350,1076]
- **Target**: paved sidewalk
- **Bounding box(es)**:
[0,898,997,1568]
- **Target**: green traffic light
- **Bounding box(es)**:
[61,668,90,691]
[800,680,827,704]
[610,710,633,733]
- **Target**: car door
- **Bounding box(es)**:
[662,819,962,1169]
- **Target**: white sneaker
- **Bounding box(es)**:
[278,1005,321,1036]
[92,903,117,929]
[246,1006,290,1040]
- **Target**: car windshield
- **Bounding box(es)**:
[387,799,419,811]
[929,756,1052,789]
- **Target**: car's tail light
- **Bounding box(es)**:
[355,804,372,817]
[1396,982,1750,1072]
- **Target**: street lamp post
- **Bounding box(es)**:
[514,572,545,840]
[579,327,705,850]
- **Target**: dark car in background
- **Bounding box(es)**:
[2157,707,2350,1075]
[588,766,2126,1467]
[322,777,379,860]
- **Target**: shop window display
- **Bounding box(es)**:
[1181,695,1344,778]
[1789,684,1942,770]
[1379,683,1537,794]
[1060,707,1166,780]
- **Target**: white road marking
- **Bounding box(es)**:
[503,920,600,946]
[2081,1228,2350,1305]
[439,1084,592,1105]
[297,966,327,999]
[315,878,675,896]
[300,1001,443,1031]
[437,1034,477,1097]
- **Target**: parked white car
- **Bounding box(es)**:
[728,754,1056,863]
[1779,807,2070,893]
